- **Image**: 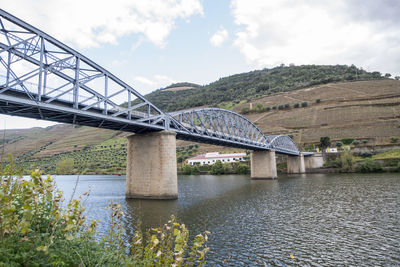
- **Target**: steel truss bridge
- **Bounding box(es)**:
[0,9,300,156]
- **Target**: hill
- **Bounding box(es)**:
[0,65,399,174]
[138,65,382,112]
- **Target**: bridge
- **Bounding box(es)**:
[0,9,320,199]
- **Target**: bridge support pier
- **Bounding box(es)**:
[250,150,277,179]
[287,153,305,174]
[304,152,324,170]
[126,130,178,199]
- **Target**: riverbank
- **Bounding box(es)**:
[11,148,400,176]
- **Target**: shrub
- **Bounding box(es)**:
[255,103,265,113]
[316,99,321,103]
[294,103,300,108]
[272,106,277,110]
[360,152,372,158]
[397,162,400,171]
[0,161,210,266]
[182,164,200,175]
[222,163,233,174]
[341,138,355,145]
[240,106,251,114]
[340,151,354,171]
[352,140,360,145]
[284,103,290,109]
[390,137,399,143]
[336,141,343,148]
[265,106,271,111]
[278,104,284,110]
[236,164,250,174]
[210,160,224,175]
[362,140,369,144]
[356,159,383,173]
[301,101,308,107]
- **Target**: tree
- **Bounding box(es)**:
[319,136,331,160]
[210,161,224,175]
[384,73,392,78]
[56,158,74,174]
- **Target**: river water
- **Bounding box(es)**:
[54,173,400,266]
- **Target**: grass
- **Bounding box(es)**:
[353,149,400,162]
[371,149,400,160]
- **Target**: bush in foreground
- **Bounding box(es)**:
[0,160,209,266]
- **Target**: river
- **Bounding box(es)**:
[54,173,400,266]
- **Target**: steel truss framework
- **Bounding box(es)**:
[0,9,300,156]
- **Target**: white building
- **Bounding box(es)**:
[187,152,246,166]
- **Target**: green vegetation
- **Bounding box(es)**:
[164,82,201,89]
[323,151,354,171]
[182,164,200,175]
[352,140,360,146]
[181,162,250,175]
[341,138,355,145]
[356,158,383,173]
[340,151,354,171]
[367,149,400,160]
[56,158,74,174]
[133,65,382,112]
[8,139,199,175]
[0,161,209,266]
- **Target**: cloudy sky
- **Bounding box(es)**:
[1,0,399,128]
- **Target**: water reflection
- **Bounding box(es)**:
[54,173,400,266]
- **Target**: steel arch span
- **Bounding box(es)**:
[0,9,299,156]
[167,108,299,155]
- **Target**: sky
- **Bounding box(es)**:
[1,0,400,129]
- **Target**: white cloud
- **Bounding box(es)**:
[133,75,176,94]
[210,27,229,47]
[2,0,203,49]
[231,0,400,75]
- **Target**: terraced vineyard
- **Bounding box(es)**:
[241,80,400,147]
[13,136,199,175]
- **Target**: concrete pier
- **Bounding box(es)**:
[287,153,305,174]
[126,131,178,199]
[250,150,277,179]
[304,152,324,170]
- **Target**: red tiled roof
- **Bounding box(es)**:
[188,154,246,160]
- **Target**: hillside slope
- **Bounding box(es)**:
[237,79,400,146]
[0,66,398,173]
[139,65,382,112]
